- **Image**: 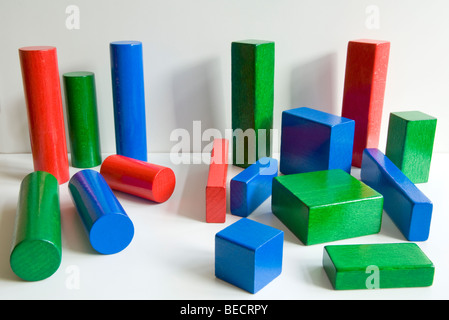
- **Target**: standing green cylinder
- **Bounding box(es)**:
[10,171,62,281]
[63,71,102,168]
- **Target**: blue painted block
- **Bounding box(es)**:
[280,107,355,175]
[215,218,284,293]
[361,148,433,241]
[231,157,278,217]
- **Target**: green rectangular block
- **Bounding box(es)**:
[385,111,437,183]
[323,243,435,290]
[232,40,274,168]
[271,169,383,245]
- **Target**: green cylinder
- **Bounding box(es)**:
[63,71,102,168]
[10,171,62,281]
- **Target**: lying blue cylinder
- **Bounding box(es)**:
[110,40,147,161]
[68,169,134,254]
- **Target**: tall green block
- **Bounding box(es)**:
[232,40,274,168]
[63,71,102,168]
[385,111,437,184]
[323,243,435,290]
[271,169,383,245]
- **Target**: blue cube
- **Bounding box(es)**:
[280,107,355,175]
[230,157,278,217]
[215,218,284,293]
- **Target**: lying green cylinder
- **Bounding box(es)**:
[10,171,62,281]
[63,71,102,168]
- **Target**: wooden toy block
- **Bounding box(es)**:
[19,46,69,184]
[271,169,383,245]
[361,148,433,241]
[341,39,390,167]
[10,171,61,281]
[206,139,229,223]
[100,154,176,203]
[69,169,134,255]
[280,107,355,175]
[385,111,437,184]
[215,218,284,294]
[232,40,274,168]
[63,71,102,168]
[323,243,435,290]
[110,41,147,161]
[231,157,278,217]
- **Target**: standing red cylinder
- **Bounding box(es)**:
[100,155,176,203]
[19,46,69,184]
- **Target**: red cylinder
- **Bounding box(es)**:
[100,155,176,203]
[19,46,69,184]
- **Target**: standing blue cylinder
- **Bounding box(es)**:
[68,169,134,255]
[110,40,147,161]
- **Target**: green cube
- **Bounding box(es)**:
[323,243,435,290]
[232,40,274,168]
[385,111,437,183]
[271,169,383,245]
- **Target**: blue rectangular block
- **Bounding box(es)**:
[215,218,284,294]
[231,157,278,217]
[280,107,355,175]
[361,148,433,241]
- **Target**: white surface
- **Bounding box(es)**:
[0,153,448,300]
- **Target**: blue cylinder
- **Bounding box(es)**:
[110,40,147,161]
[68,169,134,254]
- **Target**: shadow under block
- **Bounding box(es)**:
[271,169,383,246]
[231,157,278,217]
[232,40,274,168]
[341,39,390,168]
[206,139,229,223]
[361,148,433,241]
[280,107,355,175]
[385,111,437,184]
[323,243,435,290]
[69,169,134,255]
[215,218,284,294]
[10,171,62,281]
[63,71,102,168]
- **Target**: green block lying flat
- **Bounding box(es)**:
[271,169,383,245]
[232,40,274,168]
[323,243,435,290]
[385,111,437,184]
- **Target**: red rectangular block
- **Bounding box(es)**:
[341,39,390,167]
[206,139,229,223]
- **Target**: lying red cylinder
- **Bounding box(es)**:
[100,155,176,203]
[19,46,69,184]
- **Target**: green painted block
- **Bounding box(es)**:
[232,40,274,168]
[385,111,437,184]
[271,169,383,245]
[323,243,435,290]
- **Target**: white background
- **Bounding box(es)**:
[0,0,448,301]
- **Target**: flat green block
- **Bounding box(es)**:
[385,111,437,183]
[271,169,383,245]
[323,243,435,290]
[232,40,274,168]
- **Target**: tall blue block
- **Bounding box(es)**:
[68,169,135,254]
[231,157,278,217]
[215,218,284,294]
[110,40,147,161]
[280,107,355,175]
[361,148,433,241]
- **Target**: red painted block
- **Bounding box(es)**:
[19,46,69,184]
[100,154,176,203]
[206,139,229,223]
[341,39,390,167]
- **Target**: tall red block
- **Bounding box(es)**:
[206,139,229,223]
[341,39,390,167]
[19,46,69,184]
